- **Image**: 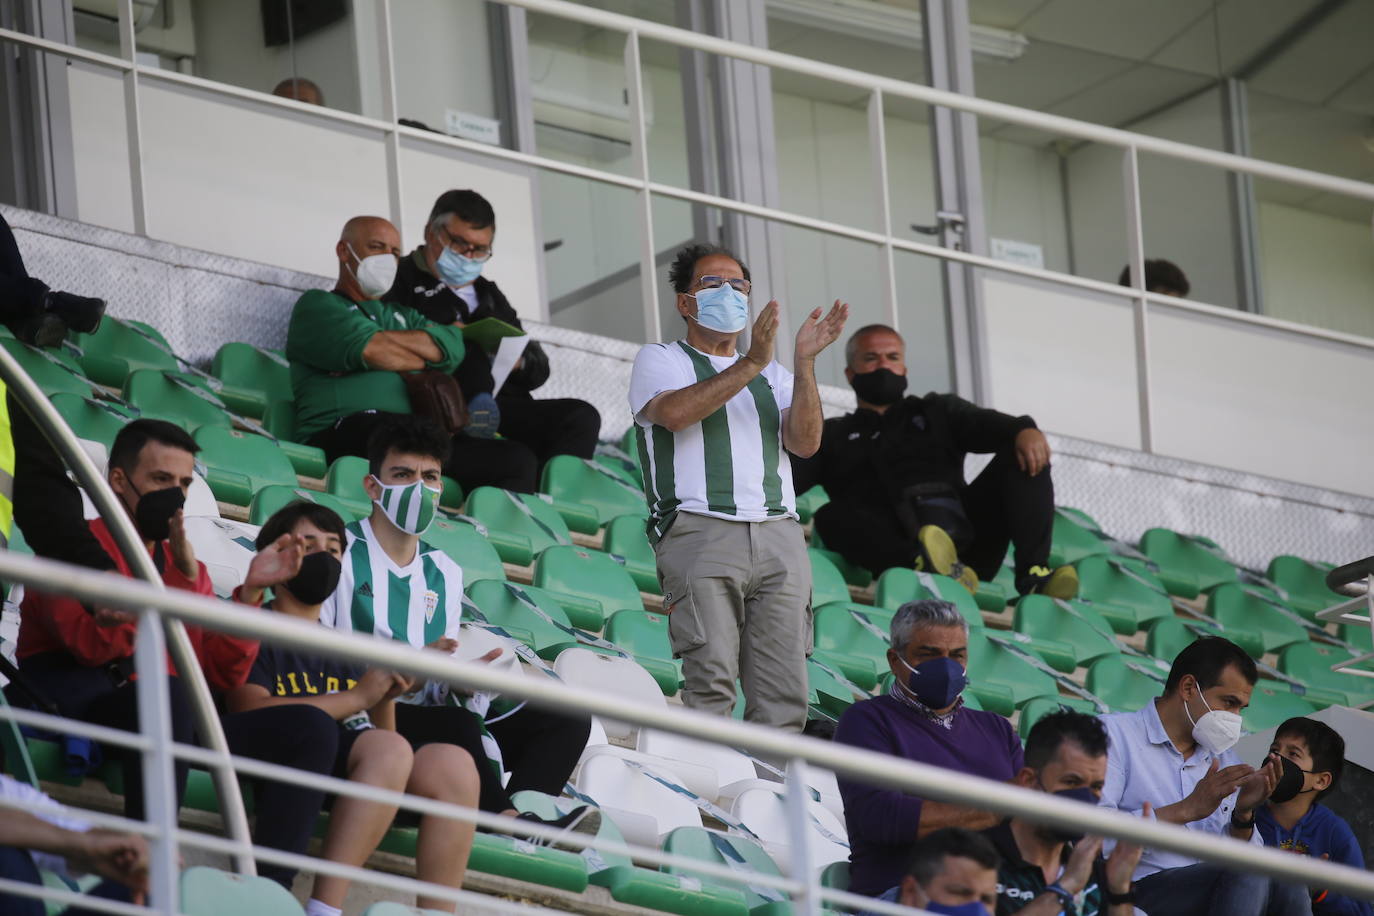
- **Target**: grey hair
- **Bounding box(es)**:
[844,323,902,368]
[889,599,968,652]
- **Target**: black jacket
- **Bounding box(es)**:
[383,248,550,399]
[791,392,1035,506]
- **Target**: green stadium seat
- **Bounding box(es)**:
[361,904,453,916]
[1086,655,1169,713]
[820,860,848,890]
[603,609,681,696]
[540,454,648,532]
[1017,695,1101,739]
[795,484,829,525]
[193,426,298,506]
[1,337,92,397]
[593,447,642,488]
[1279,642,1374,708]
[514,791,748,916]
[1013,596,1121,670]
[1204,584,1308,657]
[533,545,644,631]
[1138,528,1238,599]
[812,604,893,690]
[1145,616,1223,662]
[973,570,1010,613]
[810,549,853,609]
[124,369,231,431]
[210,341,290,418]
[248,485,368,526]
[661,827,790,916]
[1266,555,1343,622]
[1075,555,1174,635]
[967,630,1059,715]
[51,392,140,447]
[875,568,983,630]
[377,827,589,894]
[604,514,660,594]
[1243,681,1319,732]
[465,486,572,567]
[1048,507,1111,568]
[808,657,865,717]
[71,317,178,388]
[180,866,305,916]
[422,517,505,586]
[808,532,873,588]
[466,580,578,659]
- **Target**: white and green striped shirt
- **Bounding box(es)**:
[628,340,796,540]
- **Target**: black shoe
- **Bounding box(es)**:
[44,290,106,335]
[516,805,602,851]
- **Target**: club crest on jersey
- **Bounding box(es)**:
[424,590,439,624]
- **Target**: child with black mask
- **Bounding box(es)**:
[1257,717,1372,916]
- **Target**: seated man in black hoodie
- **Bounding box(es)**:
[385,190,600,493]
[792,324,1077,599]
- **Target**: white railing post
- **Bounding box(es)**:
[1121,145,1154,453]
[867,88,899,331]
[376,0,406,235]
[116,0,148,236]
[786,758,822,916]
[134,610,180,914]
[625,30,662,344]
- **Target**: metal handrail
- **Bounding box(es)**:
[0,343,255,874]
[2,547,1373,903]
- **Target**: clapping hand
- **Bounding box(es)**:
[793,300,849,361]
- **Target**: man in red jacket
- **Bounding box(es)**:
[13,420,317,843]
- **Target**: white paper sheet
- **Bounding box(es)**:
[491,334,531,394]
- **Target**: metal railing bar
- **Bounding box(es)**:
[0,702,156,752]
[0,795,162,840]
[3,550,1374,901]
[0,26,133,71]
[497,0,1374,203]
[0,877,153,916]
[0,343,255,874]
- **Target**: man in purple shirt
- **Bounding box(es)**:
[835,599,1024,897]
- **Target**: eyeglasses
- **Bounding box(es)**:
[694,275,750,294]
[438,227,493,262]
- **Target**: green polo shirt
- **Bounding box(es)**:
[286,288,465,441]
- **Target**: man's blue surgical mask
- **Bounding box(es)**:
[924,902,991,916]
[436,245,484,288]
[897,655,969,710]
[689,283,749,333]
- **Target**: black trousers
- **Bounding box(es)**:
[221,705,337,888]
[813,451,1055,591]
[309,410,540,494]
[495,394,601,471]
[394,702,591,814]
[17,653,195,822]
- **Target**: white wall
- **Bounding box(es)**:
[1258,201,1374,339]
[1066,88,1240,309]
[389,0,499,129]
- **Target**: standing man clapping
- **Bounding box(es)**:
[628,244,848,731]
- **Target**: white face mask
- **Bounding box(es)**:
[1184,685,1243,755]
[348,244,398,299]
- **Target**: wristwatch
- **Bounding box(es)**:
[1104,887,1136,906]
[1230,810,1256,830]
[1044,883,1079,916]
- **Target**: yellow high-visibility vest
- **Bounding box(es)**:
[0,380,14,546]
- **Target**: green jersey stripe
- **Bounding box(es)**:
[422,554,448,645]
[348,535,377,635]
[678,342,737,515]
[745,372,785,515]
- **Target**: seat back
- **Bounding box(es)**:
[180,866,305,916]
[124,369,231,431]
[193,426,298,504]
[1243,681,1318,732]
[1048,507,1110,568]
[1013,595,1120,667]
[874,568,983,630]
[577,751,702,847]
[605,609,673,662]
[603,514,660,593]
[808,549,851,608]
[554,647,666,740]
[1205,584,1308,657]
[422,517,505,586]
[729,786,850,869]
[1074,555,1173,632]
[1139,528,1238,598]
[73,317,179,387]
[248,485,368,526]
[541,454,648,527]
[51,392,140,447]
[661,827,787,911]
[1085,655,1168,712]
[534,545,645,631]
[1266,555,1342,620]
[467,580,574,654]
[1,338,92,397]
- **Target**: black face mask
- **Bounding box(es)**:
[1266,754,1312,804]
[1038,784,1098,844]
[282,552,343,606]
[131,484,186,542]
[850,367,908,406]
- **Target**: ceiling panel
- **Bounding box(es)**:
[767,19,928,85]
[967,0,1051,29]
[1327,62,1374,116]
[1147,0,1320,76]
[1247,1,1374,105]
[1048,66,1215,131]
[973,41,1134,114]
[1248,92,1374,187]
[1016,0,1214,62]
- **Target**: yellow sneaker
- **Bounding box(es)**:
[1025,564,1080,600]
[916,525,980,594]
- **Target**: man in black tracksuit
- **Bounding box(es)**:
[791,324,1077,598]
[384,189,600,494]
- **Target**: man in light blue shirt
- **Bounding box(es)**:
[1098,637,1310,916]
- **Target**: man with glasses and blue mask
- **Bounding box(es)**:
[980,710,1145,915]
[628,243,848,732]
[834,599,1023,898]
[385,189,601,493]
[1098,637,1310,916]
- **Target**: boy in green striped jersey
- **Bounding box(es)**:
[317,416,597,842]
[629,243,848,731]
